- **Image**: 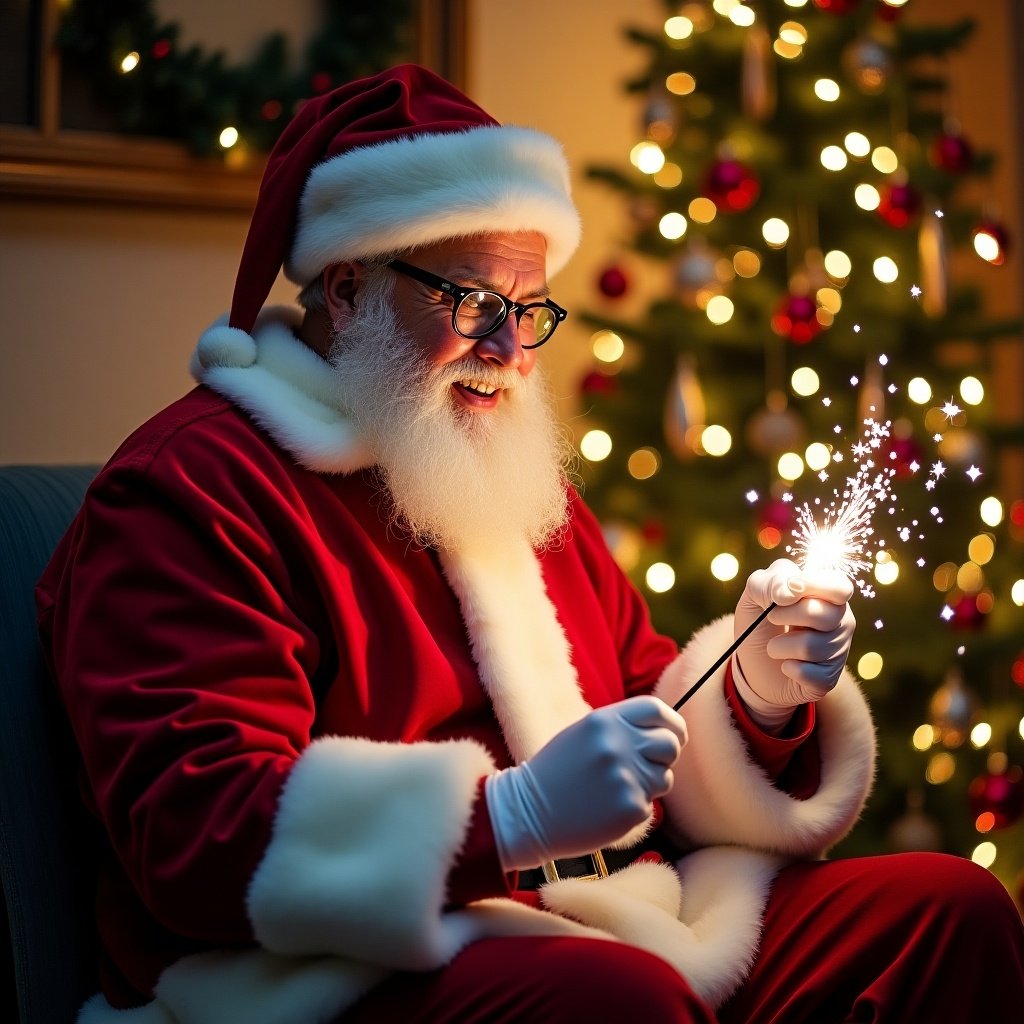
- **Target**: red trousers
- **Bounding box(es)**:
[342,853,1024,1023]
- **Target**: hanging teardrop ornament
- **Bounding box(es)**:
[918,208,948,317]
[742,20,775,121]
[857,356,885,425]
[663,355,706,460]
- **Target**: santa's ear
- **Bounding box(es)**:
[322,261,365,327]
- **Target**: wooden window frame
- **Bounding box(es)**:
[0,0,467,212]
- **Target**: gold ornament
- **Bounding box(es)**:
[741,21,775,121]
[843,35,893,94]
[663,356,706,460]
[918,209,948,317]
[856,357,885,425]
[887,790,943,853]
[746,390,805,457]
[928,666,978,749]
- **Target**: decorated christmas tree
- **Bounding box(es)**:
[576,0,1024,901]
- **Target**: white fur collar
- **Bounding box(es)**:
[190,307,373,475]
[190,310,594,766]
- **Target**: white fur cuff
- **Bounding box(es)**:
[655,616,876,857]
[247,735,494,969]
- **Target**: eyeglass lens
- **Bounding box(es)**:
[455,292,556,345]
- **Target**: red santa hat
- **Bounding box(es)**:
[229,63,581,335]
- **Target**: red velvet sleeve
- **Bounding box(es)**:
[446,779,513,906]
[724,662,822,798]
[37,429,323,942]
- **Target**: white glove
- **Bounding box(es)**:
[485,696,687,872]
[732,558,856,733]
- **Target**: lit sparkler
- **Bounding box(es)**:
[672,350,985,711]
[674,418,895,709]
[786,418,896,596]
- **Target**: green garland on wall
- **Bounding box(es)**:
[57,0,414,157]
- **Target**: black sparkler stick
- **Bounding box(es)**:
[672,601,777,710]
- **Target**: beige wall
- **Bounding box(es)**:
[1,0,1020,465]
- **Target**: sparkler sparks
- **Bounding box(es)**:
[786,418,896,595]
[678,347,987,712]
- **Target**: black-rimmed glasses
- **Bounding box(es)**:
[388,259,568,349]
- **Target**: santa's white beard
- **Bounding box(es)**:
[329,272,574,552]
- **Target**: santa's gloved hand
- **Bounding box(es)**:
[732,558,856,733]
[485,696,687,872]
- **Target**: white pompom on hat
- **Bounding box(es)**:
[229,64,581,335]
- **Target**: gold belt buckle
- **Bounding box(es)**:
[540,849,609,884]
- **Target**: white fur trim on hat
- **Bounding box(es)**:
[655,616,876,857]
[288,125,581,283]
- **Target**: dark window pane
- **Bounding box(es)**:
[0,0,39,126]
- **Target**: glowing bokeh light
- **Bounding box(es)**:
[592,330,625,363]
[971,841,996,868]
[871,146,899,174]
[711,552,740,581]
[824,249,852,279]
[970,722,993,748]
[665,16,695,39]
[912,724,935,751]
[815,79,840,102]
[778,452,805,480]
[791,366,820,396]
[844,132,870,157]
[659,212,688,240]
[873,256,899,283]
[907,377,932,404]
[762,217,790,247]
[858,652,883,680]
[855,184,881,210]
[960,376,984,405]
[701,296,730,325]
[580,430,612,462]
[821,145,848,171]
[646,562,676,593]
[702,424,733,455]
[980,497,1004,527]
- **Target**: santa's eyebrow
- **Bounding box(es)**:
[452,270,551,301]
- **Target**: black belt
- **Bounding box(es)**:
[516,827,683,891]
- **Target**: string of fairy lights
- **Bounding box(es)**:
[575,0,1024,877]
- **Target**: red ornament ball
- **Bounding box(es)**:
[969,764,1024,830]
[311,71,333,94]
[931,131,974,175]
[641,519,666,544]
[597,265,629,299]
[760,499,794,532]
[812,0,862,11]
[874,1,904,22]
[884,434,923,479]
[771,293,822,344]
[579,370,618,398]
[151,38,172,59]
[702,158,760,213]
[947,593,988,631]
[260,100,283,122]
[877,182,922,229]
[973,220,1011,266]
[1011,652,1024,689]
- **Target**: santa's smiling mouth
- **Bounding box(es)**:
[455,379,499,398]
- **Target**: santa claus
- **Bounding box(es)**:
[38,64,1023,1024]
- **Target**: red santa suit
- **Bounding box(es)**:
[38,309,881,1024]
